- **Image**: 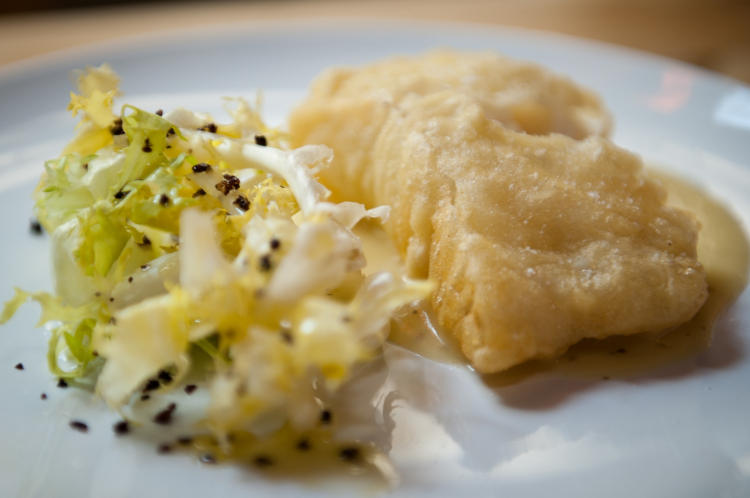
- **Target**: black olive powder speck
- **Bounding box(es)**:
[29,219,43,235]
[69,421,88,433]
[158,370,173,384]
[154,403,177,425]
[339,447,360,462]
[113,420,130,435]
[320,410,332,425]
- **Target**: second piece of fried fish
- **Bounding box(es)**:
[290,50,708,373]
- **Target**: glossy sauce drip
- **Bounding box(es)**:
[186,428,390,489]
[179,427,394,489]
[356,168,750,382]
[353,222,466,365]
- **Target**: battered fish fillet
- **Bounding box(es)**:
[289,51,708,373]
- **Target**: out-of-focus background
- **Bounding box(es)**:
[0,0,748,84]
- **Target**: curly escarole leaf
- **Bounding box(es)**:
[127,165,204,233]
[50,318,101,379]
[35,154,96,233]
[1,288,101,326]
[96,293,191,406]
[114,105,181,193]
[63,64,119,157]
[1,289,105,379]
[78,207,131,277]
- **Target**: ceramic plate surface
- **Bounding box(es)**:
[1,19,749,498]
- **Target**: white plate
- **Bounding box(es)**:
[1,19,749,498]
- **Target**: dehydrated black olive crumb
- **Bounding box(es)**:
[259,255,272,272]
[214,174,241,196]
[142,138,153,153]
[281,331,293,344]
[155,109,163,116]
[253,455,274,467]
[110,118,124,136]
[339,447,360,462]
[109,317,117,325]
[109,297,114,302]
[128,277,133,283]
[215,181,231,196]
[199,123,218,133]
[40,393,47,400]
[184,384,197,395]
[57,378,68,388]
[192,163,211,173]
[192,188,207,198]
[154,403,177,425]
[296,438,311,451]
[29,219,43,235]
[177,436,192,445]
[14,363,23,370]
[269,238,280,250]
[233,195,250,211]
[113,420,130,435]
[159,194,170,206]
[141,394,151,401]
[254,134,267,146]
[157,443,172,454]
[69,421,89,433]
[141,264,150,270]
[320,410,332,425]
[158,370,173,384]
[143,379,160,392]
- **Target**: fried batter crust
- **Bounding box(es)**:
[290,51,708,372]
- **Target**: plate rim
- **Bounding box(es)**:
[1,16,747,90]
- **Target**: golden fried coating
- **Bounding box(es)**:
[291,50,612,207]
[289,51,708,373]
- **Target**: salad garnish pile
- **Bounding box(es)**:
[1,64,430,453]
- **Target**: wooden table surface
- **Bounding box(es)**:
[0,0,749,84]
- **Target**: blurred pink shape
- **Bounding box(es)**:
[646,68,695,113]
